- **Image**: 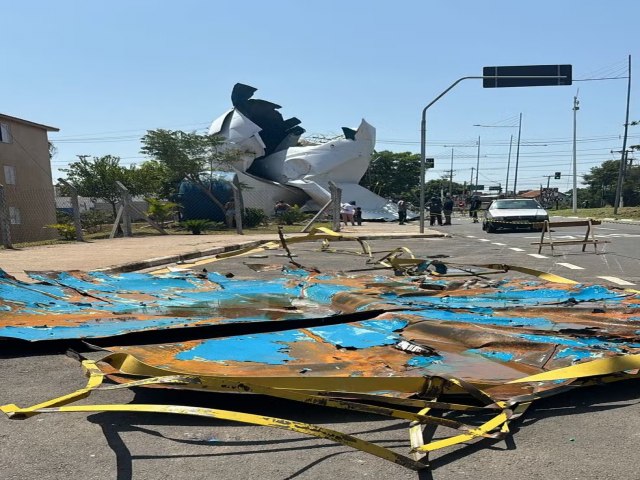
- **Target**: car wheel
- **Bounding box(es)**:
[486,222,496,233]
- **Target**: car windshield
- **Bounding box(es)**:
[492,199,541,210]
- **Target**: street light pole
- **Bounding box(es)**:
[449,148,454,196]
[513,113,523,196]
[506,134,513,196]
[419,73,568,232]
[572,95,579,212]
[475,137,480,191]
[614,54,632,215]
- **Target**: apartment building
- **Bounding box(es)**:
[0,114,59,243]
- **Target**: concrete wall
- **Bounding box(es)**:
[0,117,57,243]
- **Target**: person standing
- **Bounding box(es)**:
[443,195,454,225]
[469,195,482,223]
[274,200,291,217]
[341,201,356,226]
[397,199,407,225]
[354,206,362,226]
[428,196,443,226]
[223,199,235,228]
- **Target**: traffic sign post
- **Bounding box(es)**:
[483,65,572,88]
[418,64,572,233]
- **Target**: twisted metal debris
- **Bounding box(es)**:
[1,229,640,470]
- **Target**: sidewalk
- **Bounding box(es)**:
[0,222,445,281]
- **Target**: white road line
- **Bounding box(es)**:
[528,253,548,259]
[556,262,584,270]
[597,276,636,286]
[478,239,491,242]
[466,235,476,238]
[509,247,525,252]
[492,242,506,246]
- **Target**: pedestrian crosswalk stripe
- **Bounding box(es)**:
[509,247,525,252]
[478,239,491,242]
[557,262,584,270]
[528,253,548,259]
[492,242,506,246]
[597,276,635,286]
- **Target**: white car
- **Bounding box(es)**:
[482,199,548,233]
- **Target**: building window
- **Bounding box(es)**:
[3,165,16,185]
[0,123,11,143]
[9,207,21,225]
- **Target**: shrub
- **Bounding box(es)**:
[47,223,77,240]
[55,210,73,224]
[146,197,178,225]
[277,205,306,225]
[80,210,113,233]
[244,207,268,228]
[180,219,212,235]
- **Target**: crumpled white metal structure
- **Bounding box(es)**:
[209,84,398,220]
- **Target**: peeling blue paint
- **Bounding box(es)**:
[407,355,442,367]
[303,283,353,303]
[555,347,601,361]
[0,317,197,340]
[309,322,402,349]
[175,331,313,364]
[466,349,515,362]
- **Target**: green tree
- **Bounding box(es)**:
[61,155,148,216]
[581,160,640,207]
[139,129,240,210]
[360,151,466,205]
[360,151,421,200]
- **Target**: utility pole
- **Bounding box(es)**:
[614,55,632,214]
[470,167,475,191]
[449,148,454,196]
[475,136,480,190]
[513,113,523,196]
[572,94,579,212]
[505,135,513,197]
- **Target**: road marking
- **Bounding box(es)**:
[597,276,636,286]
[492,242,506,246]
[509,247,525,252]
[528,253,548,259]
[466,235,476,238]
[556,262,584,270]
[478,239,491,242]
[598,227,618,231]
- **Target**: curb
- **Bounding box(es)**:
[102,232,448,274]
[551,215,640,226]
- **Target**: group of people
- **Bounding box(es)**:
[396,194,482,226]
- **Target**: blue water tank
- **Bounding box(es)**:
[178,179,232,222]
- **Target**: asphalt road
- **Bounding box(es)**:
[2,217,640,480]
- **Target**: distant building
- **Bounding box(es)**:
[0,114,59,242]
[518,189,568,208]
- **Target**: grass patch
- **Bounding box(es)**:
[553,207,640,220]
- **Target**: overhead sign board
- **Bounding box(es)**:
[483,64,572,88]
[488,186,501,191]
[425,158,435,168]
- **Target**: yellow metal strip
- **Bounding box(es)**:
[507,354,640,384]
[14,403,427,471]
[473,263,579,284]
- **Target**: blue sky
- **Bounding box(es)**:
[3,1,638,192]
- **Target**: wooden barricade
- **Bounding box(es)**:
[531,219,609,255]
